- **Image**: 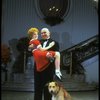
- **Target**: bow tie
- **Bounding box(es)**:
[42,39,48,42]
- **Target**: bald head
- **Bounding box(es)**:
[41,28,50,39]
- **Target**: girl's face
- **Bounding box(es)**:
[32,31,38,39]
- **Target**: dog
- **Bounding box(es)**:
[47,81,72,100]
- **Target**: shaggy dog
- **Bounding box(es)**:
[47,81,72,100]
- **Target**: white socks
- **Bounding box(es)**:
[55,69,62,79]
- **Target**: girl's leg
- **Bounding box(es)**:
[54,52,62,79]
[54,52,60,70]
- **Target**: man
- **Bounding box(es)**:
[34,28,60,100]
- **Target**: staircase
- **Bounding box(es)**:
[61,35,99,74]
[2,81,34,91]
[2,68,35,92]
[59,35,99,91]
[55,70,98,91]
[2,35,99,92]
[2,71,97,92]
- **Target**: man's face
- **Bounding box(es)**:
[41,31,50,39]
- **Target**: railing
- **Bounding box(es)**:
[61,35,99,76]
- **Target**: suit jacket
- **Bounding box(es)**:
[40,38,59,52]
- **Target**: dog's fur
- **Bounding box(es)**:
[47,81,72,100]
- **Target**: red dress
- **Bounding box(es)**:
[29,39,55,72]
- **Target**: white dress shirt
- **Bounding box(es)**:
[43,40,48,48]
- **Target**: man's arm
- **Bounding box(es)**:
[54,41,59,51]
[47,40,59,51]
[28,44,34,51]
[37,41,55,51]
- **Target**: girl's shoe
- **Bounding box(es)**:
[55,70,62,80]
[55,72,62,79]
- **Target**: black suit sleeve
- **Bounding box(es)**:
[47,40,59,51]
[52,41,59,51]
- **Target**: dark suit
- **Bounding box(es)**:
[34,38,59,100]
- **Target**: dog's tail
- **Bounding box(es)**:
[64,90,72,100]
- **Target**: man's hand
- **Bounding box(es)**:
[28,44,34,51]
[46,52,54,62]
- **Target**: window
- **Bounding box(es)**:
[34,0,71,26]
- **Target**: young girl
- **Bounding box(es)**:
[28,27,62,79]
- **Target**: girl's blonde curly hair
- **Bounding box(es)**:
[27,27,39,39]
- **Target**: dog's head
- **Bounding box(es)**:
[47,81,60,95]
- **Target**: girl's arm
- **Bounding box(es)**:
[37,41,55,51]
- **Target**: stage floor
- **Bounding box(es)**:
[1,89,99,100]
